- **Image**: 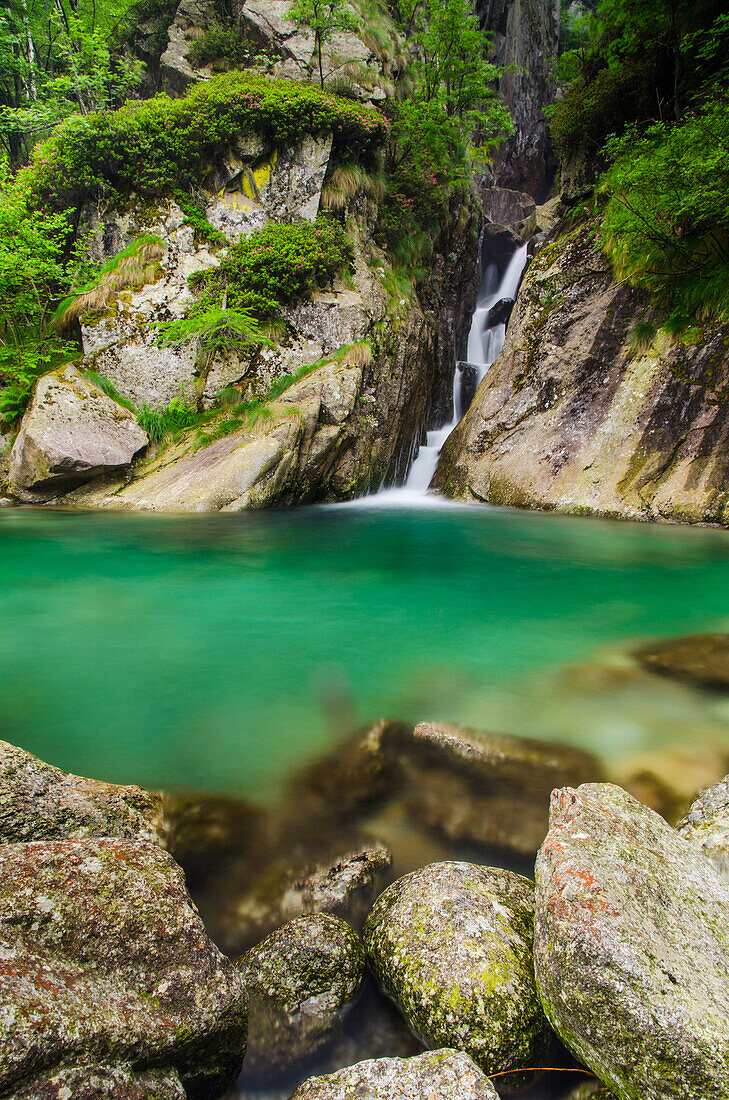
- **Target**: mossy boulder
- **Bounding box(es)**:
[0,837,247,1098]
[288,1049,499,1100]
[534,783,729,1100]
[236,913,365,1077]
[7,1065,186,1098]
[362,862,550,1077]
[0,739,165,845]
[677,773,729,882]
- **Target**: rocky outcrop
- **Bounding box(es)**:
[401,721,599,856]
[8,366,147,501]
[477,0,560,197]
[534,783,729,1100]
[0,739,166,845]
[237,914,365,1076]
[0,836,248,1098]
[436,218,729,524]
[363,862,550,1077]
[289,1050,499,1100]
[677,775,729,882]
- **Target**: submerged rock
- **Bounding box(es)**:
[0,739,166,845]
[237,914,365,1077]
[0,837,248,1097]
[210,841,392,955]
[534,783,729,1100]
[402,722,599,856]
[285,720,408,821]
[164,790,270,890]
[635,633,729,689]
[677,773,729,881]
[8,1065,187,1098]
[9,366,147,501]
[289,1049,499,1100]
[363,862,549,1077]
[564,1085,616,1100]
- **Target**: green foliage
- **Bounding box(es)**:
[190,218,353,320]
[172,191,227,246]
[0,0,144,162]
[0,336,76,428]
[187,23,264,71]
[137,396,202,442]
[82,369,135,409]
[548,59,654,158]
[21,71,389,214]
[601,97,729,324]
[157,304,273,371]
[287,0,357,88]
[52,234,165,328]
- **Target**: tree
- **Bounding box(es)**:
[287,0,357,89]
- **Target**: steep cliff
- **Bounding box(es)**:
[435,217,729,524]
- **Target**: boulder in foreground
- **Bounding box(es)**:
[288,1049,499,1100]
[237,914,365,1077]
[0,837,247,1098]
[534,783,729,1100]
[363,861,549,1076]
[0,739,165,845]
[9,366,148,500]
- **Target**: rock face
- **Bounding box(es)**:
[0,836,248,1098]
[477,0,560,197]
[237,914,365,1076]
[402,722,599,856]
[436,219,729,524]
[635,633,729,689]
[363,862,549,1076]
[289,1049,499,1100]
[208,841,392,956]
[8,366,147,501]
[677,775,729,881]
[534,783,729,1100]
[0,739,166,845]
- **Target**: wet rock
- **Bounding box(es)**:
[402,722,599,856]
[479,188,536,234]
[285,720,408,821]
[8,366,148,501]
[635,633,729,689]
[164,790,270,890]
[486,297,515,327]
[0,837,248,1097]
[677,774,729,881]
[237,914,365,1077]
[363,862,550,1077]
[0,739,166,845]
[210,842,392,956]
[564,1085,616,1100]
[8,1065,186,1098]
[534,783,729,1100]
[289,1049,499,1100]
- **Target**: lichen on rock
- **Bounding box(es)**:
[363,861,550,1077]
[288,1048,500,1100]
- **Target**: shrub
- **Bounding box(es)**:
[187,24,263,70]
[190,218,353,319]
[600,97,729,323]
[21,71,390,213]
[548,59,655,159]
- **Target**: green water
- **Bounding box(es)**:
[2,501,729,799]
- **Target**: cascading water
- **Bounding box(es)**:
[361,241,528,505]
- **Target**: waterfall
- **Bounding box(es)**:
[360,241,528,506]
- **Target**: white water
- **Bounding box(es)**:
[359,242,528,506]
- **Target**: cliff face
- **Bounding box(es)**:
[477,0,560,198]
[435,218,729,525]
